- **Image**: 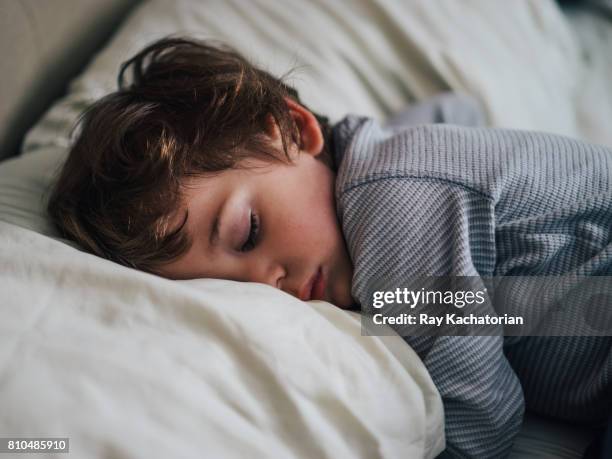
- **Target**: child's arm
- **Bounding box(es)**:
[341,177,524,459]
[336,118,612,457]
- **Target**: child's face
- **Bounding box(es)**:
[159,104,355,308]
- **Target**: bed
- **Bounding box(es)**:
[1,1,609,457]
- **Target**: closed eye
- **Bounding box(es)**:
[240,211,259,252]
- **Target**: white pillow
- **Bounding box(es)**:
[0,217,444,458]
[22,0,583,157]
[0,145,65,237]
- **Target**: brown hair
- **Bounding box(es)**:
[47,36,330,273]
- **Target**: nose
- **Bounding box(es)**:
[251,258,286,290]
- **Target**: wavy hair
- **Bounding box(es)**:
[47,36,330,273]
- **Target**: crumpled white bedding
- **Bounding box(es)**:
[22,0,607,155]
[565,4,612,148]
[0,213,443,458]
[3,0,610,457]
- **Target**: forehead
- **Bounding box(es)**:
[180,160,276,197]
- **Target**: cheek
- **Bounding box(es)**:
[271,201,336,253]
[266,165,339,252]
[300,207,342,253]
[306,202,341,249]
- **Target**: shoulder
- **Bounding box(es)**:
[332,117,497,201]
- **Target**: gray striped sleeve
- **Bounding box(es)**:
[341,178,524,458]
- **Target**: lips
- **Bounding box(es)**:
[311,268,326,301]
[299,267,325,301]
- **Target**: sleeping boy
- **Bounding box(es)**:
[48,37,612,458]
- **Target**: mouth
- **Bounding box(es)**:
[299,267,326,301]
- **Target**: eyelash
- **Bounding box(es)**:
[240,211,259,252]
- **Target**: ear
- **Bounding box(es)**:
[284,97,324,157]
